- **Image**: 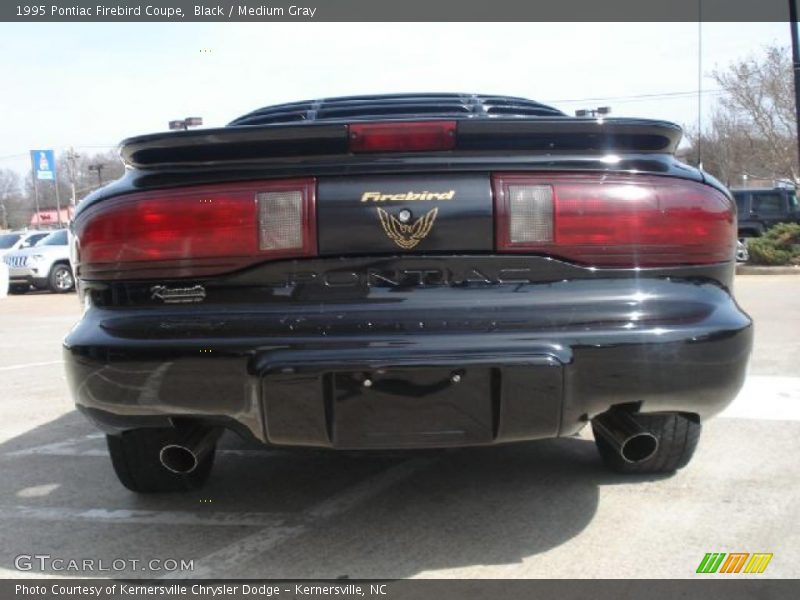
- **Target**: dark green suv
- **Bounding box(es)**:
[733,187,800,238]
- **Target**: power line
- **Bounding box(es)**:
[1,146,118,164]
[545,89,726,105]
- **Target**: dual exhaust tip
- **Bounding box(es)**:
[592,409,659,464]
[158,411,658,472]
[159,426,222,474]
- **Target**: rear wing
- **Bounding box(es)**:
[120,118,683,169]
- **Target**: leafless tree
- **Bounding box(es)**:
[64,149,125,200]
[23,149,125,212]
[683,45,798,186]
[0,169,21,230]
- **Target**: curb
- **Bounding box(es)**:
[736,265,800,275]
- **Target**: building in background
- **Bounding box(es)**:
[30,208,74,228]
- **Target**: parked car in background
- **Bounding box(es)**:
[736,239,749,263]
[732,187,800,239]
[0,230,51,256]
[3,229,74,293]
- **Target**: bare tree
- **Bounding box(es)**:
[0,169,21,230]
[23,149,125,213]
[65,149,125,201]
[683,45,798,186]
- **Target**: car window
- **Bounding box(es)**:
[36,229,68,246]
[28,233,49,245]
[733,193,748,213]
[788,192,799,211]
[751,193,784,215]
[0,233,22,249]
[20,233,48,248]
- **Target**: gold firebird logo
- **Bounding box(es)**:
[362,190,455,202]
[377,207,438,249]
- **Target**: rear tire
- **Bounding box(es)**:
[48,263,74,293]
[107,428,216,493]
[592,413,701,475]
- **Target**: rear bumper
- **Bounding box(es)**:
[64,276,752,448]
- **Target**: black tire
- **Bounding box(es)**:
[592,413,701,475]
[107,428,216,493]
[48,263,74,293]
[8,283,29,294]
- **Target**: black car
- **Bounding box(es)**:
[732,186,800,238]
[64,94,752,492]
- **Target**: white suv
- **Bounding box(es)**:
[3,229,74,293]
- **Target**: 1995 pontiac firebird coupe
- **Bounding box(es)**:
[64,94,752,492]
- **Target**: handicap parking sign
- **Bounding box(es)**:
[31,149,56,180]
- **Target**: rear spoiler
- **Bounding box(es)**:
[120,118,683,169]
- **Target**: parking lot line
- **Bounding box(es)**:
[163,458,431,579]
[5,436,297,459]
[4,436,96,457]
[0,360,64,372]
[7,446,302,458]
[0,505,287,527]
[6,372,799,462]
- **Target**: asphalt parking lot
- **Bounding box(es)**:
[0,277,798,579]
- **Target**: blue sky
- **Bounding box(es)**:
[0,22,790,175]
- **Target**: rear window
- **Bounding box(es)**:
[752,193,784,215]
[37,229,68,246]
[733,193,748,213]
[0,233,22,249]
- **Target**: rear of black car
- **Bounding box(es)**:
[63,94,752,492]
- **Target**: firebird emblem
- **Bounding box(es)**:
[377,207,438,249]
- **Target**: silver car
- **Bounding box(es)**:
[736,239,750,263]
[3,229,74,293]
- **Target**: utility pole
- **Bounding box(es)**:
[88,164,105,186]
[697,18,703,170]
[790,0,800,177]
[29,160,41,230]
[54,168,63,227]
[66,147,79,208]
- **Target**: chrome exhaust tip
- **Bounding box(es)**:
[159,426,221,474]
[592,409,659,463]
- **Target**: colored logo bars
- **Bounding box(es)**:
[696,552,773,574]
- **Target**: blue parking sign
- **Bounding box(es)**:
[31,149,56,181]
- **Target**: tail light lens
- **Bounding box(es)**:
[493,173,735,267]
[349,121,457,153]
[73,178,316,279]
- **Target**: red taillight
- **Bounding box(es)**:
[74,179,316,279]
[349,121,456,153]
[493,173,735,267]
